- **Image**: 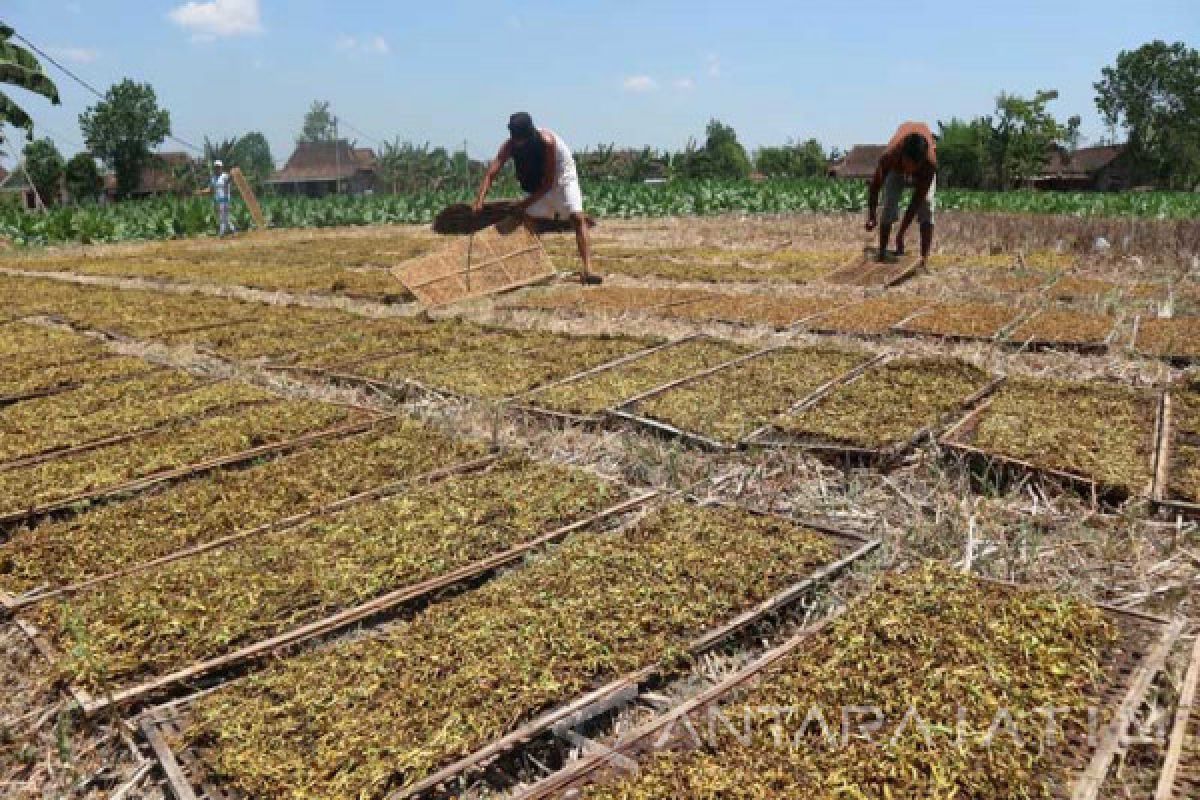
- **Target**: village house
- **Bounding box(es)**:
[1029,144,1133,191]
[266,140,377,197]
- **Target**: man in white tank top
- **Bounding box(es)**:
[474,112,598,284]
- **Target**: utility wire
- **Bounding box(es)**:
[337,116,383,147]
[13,30,205,155]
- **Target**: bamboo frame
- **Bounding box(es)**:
[511,588,1178,800]
[134,512,878,800]
[0,452,502,614]
[1001,309,1123,353]
[745,368,1004,466]
[39,491,659,716]
[0,414,382,531]
[1154,636,1200,800]
[512,335,707,426]
[940,386,1164,505]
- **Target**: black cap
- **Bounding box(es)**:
[508,112,535,139]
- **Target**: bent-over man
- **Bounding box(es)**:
[474,112,598,284]
[866,121,937,268]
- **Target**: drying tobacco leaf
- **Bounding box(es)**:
[1135,318,1200,361]
[583,564,1119,800]
[531,339,751,415]
[0,399,355,516]
[967,377,1156,494]
[0,417,486,595]
[501,286,709,315]
[14,230,433,301]
[0,354,159,400]
[1169,386,1200,503]
[36,457,624,693]
[0,377,271,463]
[775,357,991,449]
[356,323,653,399]
[658,292,836,329]
[0,321,86,358]
[976,269,1056,293]
[804,295,928,335]
[586,250,846,284]
[1046,275,1120,304]
[181,503,838,799]
[638,347,871,442]
[1007,309,1117,347]
[897,302,1023,340]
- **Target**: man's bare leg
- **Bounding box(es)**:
[877,223,892,261]
[919,222,933,267]
[572,213,599,284]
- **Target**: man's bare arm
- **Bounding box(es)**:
[474,141,512,211]
[518,133,557,211]
[866,159,887,229]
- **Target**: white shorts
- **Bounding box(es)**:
[882,171,936,226]
[526,179,584,220]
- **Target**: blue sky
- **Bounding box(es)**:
[3,0,1197,168]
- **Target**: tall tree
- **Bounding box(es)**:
[1095,40,1200,189]
[0,23,60,149]
[677,119,752,179]
[22,136,63,205]
[299,100,336,143]
[64,151,102,202]
[754,138,827,179]
[936,118,989,189]
[79,79,171,199]
[232,132,274,187]
[984,90,1073,188]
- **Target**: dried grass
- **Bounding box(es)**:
[804,296,928,336]
[1007,309,1118,347]
[897,302,1024,340]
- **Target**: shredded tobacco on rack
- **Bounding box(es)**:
[0,417,486,594]
[1169,386,1200,502]
[582,564,1119,800]
[0,399,355,515]
[968,377,1156,494]
[804,295,928,335]
[36,457,623,693]
[1136,318,1200,361]
[532,339,750,415]
[658,292,835,329]
[639,347,870,442]
[775,357,992,449]
[0,354,159,399]
[0,377,270,462]
[181,504,837,799]
[1006,309,1117,347]
[897,302,1023,339]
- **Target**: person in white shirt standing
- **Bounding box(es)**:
[199,160,237,237]
[474,112,599,284]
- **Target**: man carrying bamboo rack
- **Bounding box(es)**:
[865,121,937,268]
[474,112,600,284]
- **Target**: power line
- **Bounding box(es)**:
[337,116,382,147]
[13,30,204,155]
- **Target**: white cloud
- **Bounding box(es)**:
[48,46,99,64]
[622,75,658,93]
[168,0,262,40]
[336,34,390,55]
[673,78,695,91]
[707,54,721,77]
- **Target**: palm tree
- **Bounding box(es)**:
[0,23,61,147]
